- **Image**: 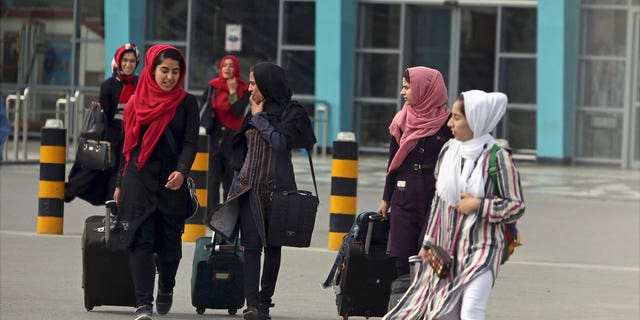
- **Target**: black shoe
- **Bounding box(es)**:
[133,304,153,320]
[155,291,173,315]
[243,307,259,320]
[258,302,274,320]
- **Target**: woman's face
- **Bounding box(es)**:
[120,52,137,76]
[400,77,412,106]
[448,100,474,142]
[248,71,264,103]
[221,58,235,80]
[153,58,181,91]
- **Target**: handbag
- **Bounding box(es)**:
[424,245,453,279]
[424,214,462,279]
[199,85,216,134]
[80,101,106,140]
[75,137,114,170]
[266,150,319,248]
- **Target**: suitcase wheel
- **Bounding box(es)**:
[228,308,237,315]
[196,307,205,315]
[84,294,93,311]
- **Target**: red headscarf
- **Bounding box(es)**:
[111,43,141,104]
[387,66,451,172]
[208,55,249,130]
[122,44,187,169]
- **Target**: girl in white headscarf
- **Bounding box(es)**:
[383,90,525,320]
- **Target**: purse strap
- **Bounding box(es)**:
[305,149,319,198]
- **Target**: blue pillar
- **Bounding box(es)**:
[104,0,144,78]
[536,0,578,164]
[315,0,356,147]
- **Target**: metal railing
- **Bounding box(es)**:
[2,86,98,162]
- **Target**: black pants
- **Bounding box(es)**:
[207,150,233,208]
[239,193,282,309]
[129,212,184,307]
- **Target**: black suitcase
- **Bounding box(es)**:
[190,234,244,315]
[82,200,136,311]
[335,215,397,319]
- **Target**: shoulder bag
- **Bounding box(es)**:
[266,150,319,248]
[75,102,114,170]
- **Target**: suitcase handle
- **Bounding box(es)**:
[364,215,391,255]
[104,200,117,243]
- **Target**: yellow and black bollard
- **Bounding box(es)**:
[182,129,208,242]
[328,133,358,250]
[37,120,67,234]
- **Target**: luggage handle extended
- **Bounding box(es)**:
[364,214,391,256]
[104,200,117,244]
[206,231,243,254]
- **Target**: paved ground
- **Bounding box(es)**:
[1,152,639,319]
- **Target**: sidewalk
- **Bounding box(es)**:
[1,152,639,320]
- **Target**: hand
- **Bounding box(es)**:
[113,187,121,204]
[165,171,185,190]
[456,192,480,215]
[226,77,238,94]
[418,247,428,260]
[377,200,390,220]
[250,94,264,115]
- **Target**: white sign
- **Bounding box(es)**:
[225,24,242,52]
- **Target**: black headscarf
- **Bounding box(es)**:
[231,63,316,169]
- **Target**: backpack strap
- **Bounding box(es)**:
[489,144,501,197]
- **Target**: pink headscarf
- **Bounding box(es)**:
[387,66,450,172]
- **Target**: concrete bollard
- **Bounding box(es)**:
[37,119,66,234]
[328,132,358,250]
[182,128,208,242]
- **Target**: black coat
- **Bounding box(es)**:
[115,94,199,249]
[64,75,138,205]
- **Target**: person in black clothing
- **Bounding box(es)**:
[201,55,250,208]
[65,43,140,205]
[222,62,315,320]
[376,66,452,277]
[113,45,199,320]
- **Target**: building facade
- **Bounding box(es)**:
[1,0,638,168]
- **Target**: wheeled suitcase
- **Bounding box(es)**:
[81,200,136,311]
[190,234,244,315]
[334,214,397,319]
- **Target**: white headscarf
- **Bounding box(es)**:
[436,90,508,207]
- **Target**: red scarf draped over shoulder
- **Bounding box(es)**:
[208,55,248,131]
[122,44,187,170]
[388,66,451,172]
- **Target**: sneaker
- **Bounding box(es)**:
[134,305,152,320]
[243,307,259,320]
[155,291,173,315]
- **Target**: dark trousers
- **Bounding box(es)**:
[207,150,234,208]
[239,193,282,309]
[129,212,184,307]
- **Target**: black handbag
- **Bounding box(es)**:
[199,85,216,134]
[76,137,115,170]
[266,150,319,248]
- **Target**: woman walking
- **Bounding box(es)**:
[383,90,525,320]
[114,44,199,320]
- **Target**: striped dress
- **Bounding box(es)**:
[383,143,525,320]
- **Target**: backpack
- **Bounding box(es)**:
[488,143,521,264]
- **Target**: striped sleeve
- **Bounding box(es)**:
[480,148,525,223]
